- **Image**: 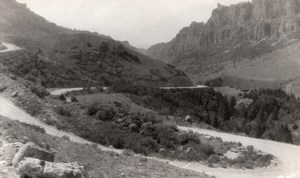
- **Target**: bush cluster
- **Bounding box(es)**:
[29,84,50,98]
[54,101,215,161]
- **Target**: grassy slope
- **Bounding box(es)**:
[0,116,212,178]
[221,40,300,96]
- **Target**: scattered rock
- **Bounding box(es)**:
[159,148,166,155]
[12,142,54,167]
[2,142,23,163]
[139,157,148,162]
[122,149,133,156]
[178,146,184,152]
[62,135,70,140]
[236,98,253,109]
[0,84,7,92]
[20,136,29,144]
[185,147,193,153]
[128,123,138,131]
[11,91,19,97]
[4,135,16,143]
[17,158,89,178]
[185,115,192,122]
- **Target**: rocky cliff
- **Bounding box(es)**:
[146,0,300,82]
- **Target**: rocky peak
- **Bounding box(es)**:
[175,22,205,39]
[208,2,252,26]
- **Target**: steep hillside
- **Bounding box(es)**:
[0,0,192,87]
[146,0,300,85]
[0,0,70,37]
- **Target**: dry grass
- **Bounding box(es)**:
[221,40,300,96]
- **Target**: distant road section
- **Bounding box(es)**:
[0,42,21,53]
[48,87,98,96]
[49,86,208,95]
[160,85,208,90]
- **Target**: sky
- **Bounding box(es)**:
[16,0,247,48]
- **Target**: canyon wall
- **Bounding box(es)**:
[146,0,300,63]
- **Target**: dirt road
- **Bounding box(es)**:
[0,42,21,53]
[172,126,300,178]
[0,95,121,153]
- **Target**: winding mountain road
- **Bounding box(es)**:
[1,87,300,177]
[0,42,21,53]
[0,95,121,153]
[174,126,300,178]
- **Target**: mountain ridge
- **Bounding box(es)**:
[145,0,300,85]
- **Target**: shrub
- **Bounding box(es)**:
[178,131,201,145]
[29,84,50,98]
[246,145,254,152]
[86,104,99,116]
[96,106,116,121]
[125,135,159,155]
[292,124,299,130]
[156,125,179,149]
[20,122,46,134]
[87,42,93,47]
[235,156,246,164]
[208,154,220,164]
[54,106,72,117]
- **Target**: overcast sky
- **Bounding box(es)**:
[16,0,247,48]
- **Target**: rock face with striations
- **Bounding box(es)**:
[146,0,300,81]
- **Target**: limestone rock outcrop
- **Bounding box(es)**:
[12,142,55,167]
[17,158,89,178]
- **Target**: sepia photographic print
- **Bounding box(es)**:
[0,0,300,177]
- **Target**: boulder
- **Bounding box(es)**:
[139,157,148,162]
[12,142,54,167]
[128,123,138,131]
[0,84,7,92]
[11,91,19,97]
[17,158,89,178]
[185,115,192,122]
[1,142,24,163]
